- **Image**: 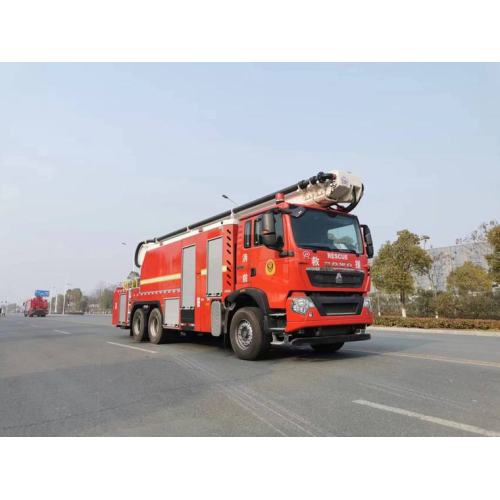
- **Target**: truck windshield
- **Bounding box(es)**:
[290,208,363,255]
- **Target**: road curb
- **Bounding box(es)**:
[368,326,500,338]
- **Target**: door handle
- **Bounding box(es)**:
[250,268,257,277]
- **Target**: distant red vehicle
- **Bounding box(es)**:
[24,297,49,317]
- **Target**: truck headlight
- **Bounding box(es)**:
[291,297,315,315]
[363,297,372,312]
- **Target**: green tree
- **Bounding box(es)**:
[371,230,432,317]
[434,292,458,318]
[486,225,500,283]
[66,288,85,312]
[80,296,89,313]
[55,294,64,314]
[408,289,436,317]
[99,288,114,310]
[447,261,493,296]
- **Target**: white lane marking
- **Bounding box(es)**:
[359,381,470,411]
[345,349,500,369]
[353,399,500,437]
[54,330,72,335]
[106,341,158,354]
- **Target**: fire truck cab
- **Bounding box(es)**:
[113,170,374,360]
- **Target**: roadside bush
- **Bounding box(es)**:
[407,289,436,317]
[369,293,401,316]
[373,316,500,331]
[431,292,500,320]
[373,290,500,320]
[434,292,458,318]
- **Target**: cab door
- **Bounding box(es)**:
[236,214,288,306]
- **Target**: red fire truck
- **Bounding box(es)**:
[112,170,374,360]
[24,297,49,317]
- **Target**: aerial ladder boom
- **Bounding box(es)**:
[135,170,364,267]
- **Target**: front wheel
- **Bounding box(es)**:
[230,307,270,361]
[131,308,148,342]
[311,342,344,353]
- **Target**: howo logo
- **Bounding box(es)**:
[335,273,343,284]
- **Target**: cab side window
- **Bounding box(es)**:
[274,213,284,247]
[244,221,252,248]
[254,219,262,246]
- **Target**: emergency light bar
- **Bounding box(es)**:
[135,170,364,267]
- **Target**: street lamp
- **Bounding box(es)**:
[222,194,238,206]
[121,242,138,276]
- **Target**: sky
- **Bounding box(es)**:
[1,63,499,304]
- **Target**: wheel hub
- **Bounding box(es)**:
[236,320,253,350]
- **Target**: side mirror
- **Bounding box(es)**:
[361,224,374,258]
[261,212,283,250]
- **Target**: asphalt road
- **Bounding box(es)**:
[1,314,499,436]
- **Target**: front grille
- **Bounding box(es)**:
[307,268,364,288]
[308,293,364,316]
[323,302,359,315]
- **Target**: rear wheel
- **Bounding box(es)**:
[148,308,170,344]
[131,308,148,342]
[311,342,344,353]
[230,307,270,361]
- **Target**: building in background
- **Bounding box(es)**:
[415,241,492,292]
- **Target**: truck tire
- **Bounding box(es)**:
[148,308,169,344]
[132,308,148,342]
[230,307,270,361]
[311,342,344,353]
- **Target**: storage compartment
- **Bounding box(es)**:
[164,298,180,327]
